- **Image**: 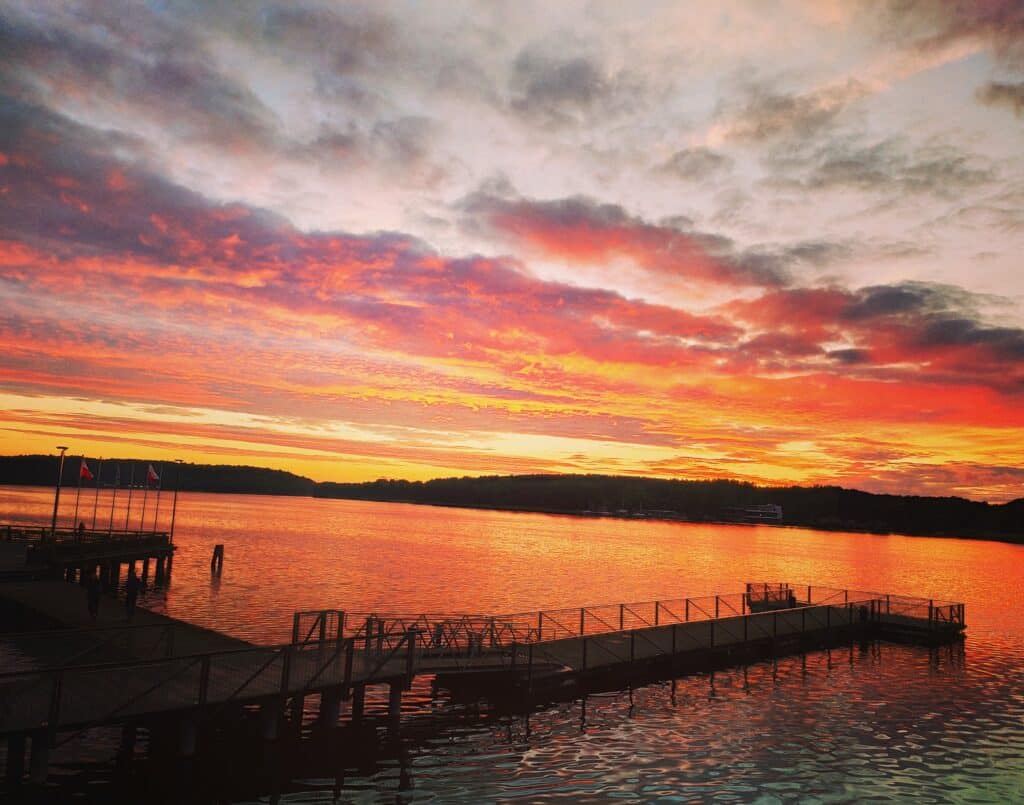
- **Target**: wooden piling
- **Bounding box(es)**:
[350,684,366,726]
[388,682,402,739]
[28,729,49,785]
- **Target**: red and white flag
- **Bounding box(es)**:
[146,464,160,486]
[80,459,94,481]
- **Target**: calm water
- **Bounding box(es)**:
[2,486,1023,802]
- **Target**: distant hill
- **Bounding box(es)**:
[3,456,1021,543]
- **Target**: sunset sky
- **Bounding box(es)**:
[1,1,1023,501]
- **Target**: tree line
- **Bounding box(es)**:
[3,455,1020,542]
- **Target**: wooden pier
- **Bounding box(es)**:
[0,581,964,788]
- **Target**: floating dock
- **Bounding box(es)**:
[0,580,964,788]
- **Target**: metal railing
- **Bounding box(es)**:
[2,525,171,544]
[0,628,420,736]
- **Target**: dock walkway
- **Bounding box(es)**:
[0,581,965,786]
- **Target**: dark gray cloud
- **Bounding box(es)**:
[769,136,995,198]
[977,81,1024,117]
[715,79,866,143]
[841,281,992,321]
[661,147,733,181]
[508,45,641,126]
[863,0,1024,69]
[0,6,282,150]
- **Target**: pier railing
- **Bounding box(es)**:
[0,628,420,736]
[299,583,964,655]
[2,525,171,544]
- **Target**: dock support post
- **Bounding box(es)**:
[118,722,137,766]
[388,682,402,739]
[28,730,49,785]
[5,733,26,785]
[260,700,279,742]
[110,560,121,590]
[290,695,305,731]
[319,687,342,728]
[155,556,165,584]
[350,684,366,726]
[142,557,150,583]
[179,717,197,757]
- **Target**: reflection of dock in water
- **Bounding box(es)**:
[0,580,964,788]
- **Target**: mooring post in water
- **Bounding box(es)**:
[210,544,224,574]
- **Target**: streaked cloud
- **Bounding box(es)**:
[0,1,1022,501]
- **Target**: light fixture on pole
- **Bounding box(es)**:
[50,445,69,537]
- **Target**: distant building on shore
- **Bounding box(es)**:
[724,504,783,523]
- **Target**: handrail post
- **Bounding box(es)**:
[48,669,64,732]
[685,599,690,622]
[405,628,417,684]
[928,600,934,630]
[198,655,211,706]
[291,612,301,645]
[715,595,719,619]
[580,607,585,636]
[343,639,354,695]
[654,601,660,626]
[619,603,624,630]
[537,611,543,642]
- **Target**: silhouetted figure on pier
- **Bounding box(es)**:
[125,568,141,620]
[86,572,101,620]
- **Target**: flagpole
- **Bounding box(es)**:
[125,463,135,532]
[72,455,84,529]
[108,464,120,535]
[169,459,183,545]
[152,463,163,532]
[91,458,103,530]
[49,446,69,537]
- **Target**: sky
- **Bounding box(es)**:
[1,1,1023,502]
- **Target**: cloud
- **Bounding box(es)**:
[661,147,733,181]
[768,136,995,198]
[714,79,868,144]
[508,45,642,126]
[865,0,1024,69]
[460,190,792,287]
[0,6,282,151]
[977,80,1024,117]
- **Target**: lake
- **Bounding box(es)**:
[2,486,1023,802]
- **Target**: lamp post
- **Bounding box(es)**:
[50,445,69,537]
[169,459,183,545]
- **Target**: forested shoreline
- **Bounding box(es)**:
[2,455,1021,542]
